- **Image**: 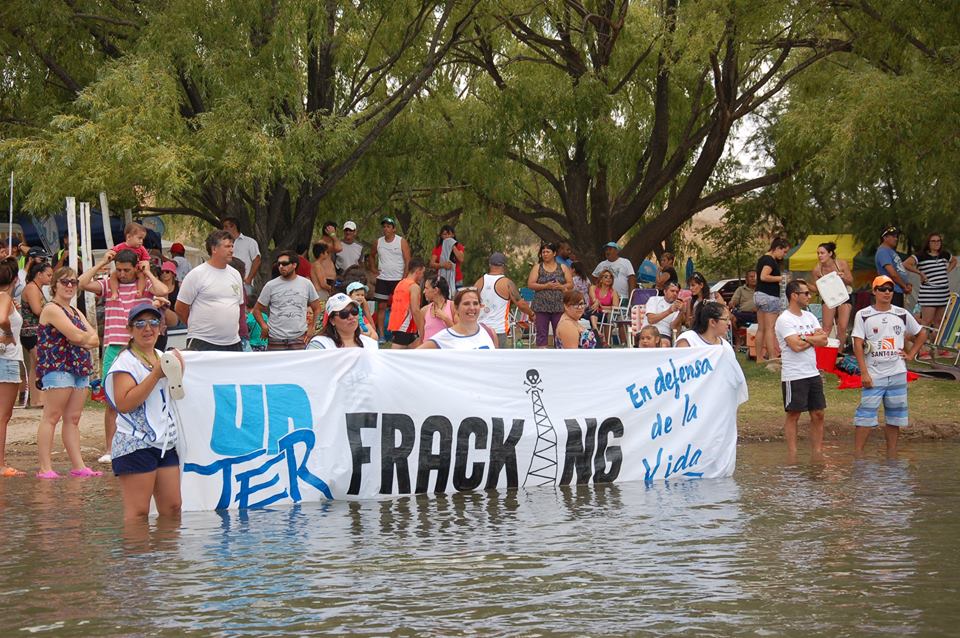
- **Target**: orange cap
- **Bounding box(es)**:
[872,275,894,289]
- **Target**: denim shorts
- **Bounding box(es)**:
[754,291,783,314]
[0,358,22,384]
[41,371,89,390]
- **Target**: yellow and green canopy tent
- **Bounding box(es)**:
[784,234,877,289]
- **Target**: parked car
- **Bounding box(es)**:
[710,278,745,305]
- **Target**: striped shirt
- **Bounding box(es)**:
[915,252,952,307]
[98,278,153,346]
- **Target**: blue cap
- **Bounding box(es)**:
[128,301,162,322]
[604,242,621,251]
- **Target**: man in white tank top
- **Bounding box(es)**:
[368,216,410,339]
[474,252,534,349]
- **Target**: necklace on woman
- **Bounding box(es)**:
[131,344,158,370]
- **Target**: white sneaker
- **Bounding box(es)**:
[97,454,112,464]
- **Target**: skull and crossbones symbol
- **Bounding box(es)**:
[523,369,542,393]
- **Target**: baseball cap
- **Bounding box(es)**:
[161,261,178,275]
[128,301,162,322]
[488,252,506,266]
[604,242,621,251]
[170,242,185,254]
[343,221,357,231]
[872,275,894,289]
[880,226,900,239]
[27,247,49,259]
[345,281,368,295]
[325,292,359,316]
[380,216,397,226]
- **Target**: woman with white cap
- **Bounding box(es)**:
[105,302,185,520]
[307,293,378,349]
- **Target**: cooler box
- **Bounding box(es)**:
[746,324,759,360]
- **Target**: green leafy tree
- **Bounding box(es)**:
[427,0,850,266]
[1,0,479,275]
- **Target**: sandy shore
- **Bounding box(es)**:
[4,400,959,474]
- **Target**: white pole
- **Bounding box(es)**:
[7,172,13,254]
[66,197,78,275]
[99,192,114,248]
[123,208,132,226]
[80,202,101,375]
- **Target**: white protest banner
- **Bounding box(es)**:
[175,347,748,511]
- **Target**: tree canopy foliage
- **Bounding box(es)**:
[2,0,956,272]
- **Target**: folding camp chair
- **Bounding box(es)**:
[913,293,960,380]
[612,288,657,347]
[509,306,536,348]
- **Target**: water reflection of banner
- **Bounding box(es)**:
[177,348,748,511]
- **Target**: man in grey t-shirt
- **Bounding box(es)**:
[254,249,322,350]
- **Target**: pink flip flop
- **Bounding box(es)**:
[36,470,61,479]
[69,467,103,478]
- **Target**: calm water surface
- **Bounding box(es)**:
[1,441,959,636]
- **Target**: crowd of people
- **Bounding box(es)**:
[0,215,954,520]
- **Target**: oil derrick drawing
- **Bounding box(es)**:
[522,369,558,486]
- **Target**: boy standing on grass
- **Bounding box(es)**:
[852,275,927,457]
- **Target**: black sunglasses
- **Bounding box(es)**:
[874,286,895,293]
[276,260,295,266]
[333,306,360,319]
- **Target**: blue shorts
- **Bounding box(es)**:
[854,372,909,427]
[112,447,180,476]
[41,371,89,390]
[0,358,22,384]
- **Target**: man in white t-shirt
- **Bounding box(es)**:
[221,217,261,295]
[591,242,636,299]
[643,281,683,346]
[336,220,364,273]
[774,279,829,458]
[851,275,927,457]
[175,230,244,351]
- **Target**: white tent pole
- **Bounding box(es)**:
[99,192,114,248]
[7,172,13,254]
[65,197,78,276]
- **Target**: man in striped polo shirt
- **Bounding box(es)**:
[79,249,170,463]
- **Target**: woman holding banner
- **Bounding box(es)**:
[676,301,734,353]
[307,293,378,349]
[35,267,100,479]
[419,288,497,350]
[105,303,184,520]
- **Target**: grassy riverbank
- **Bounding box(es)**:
[735,353,960,441]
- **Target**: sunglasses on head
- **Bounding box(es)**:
[132,318,161,329]
[875,286,895,293]
[333,306,359,319]
[58,278,79,287]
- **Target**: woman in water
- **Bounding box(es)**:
[105,303,184,520]
[419,288,497,350]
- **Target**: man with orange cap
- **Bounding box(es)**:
[851,275,927,457]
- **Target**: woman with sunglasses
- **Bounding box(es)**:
[21,262,52,408]
[307,293,378,349]
[555,290,599,349]
[419,288,497,350]
[35,268,100,478]
[676,301,734,352]
[105,303,184,520]
[0,259,25,476]
[904,233,957,345]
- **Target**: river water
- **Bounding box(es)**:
[1,441,958,636]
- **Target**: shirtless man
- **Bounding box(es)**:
[311,242,337,300]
